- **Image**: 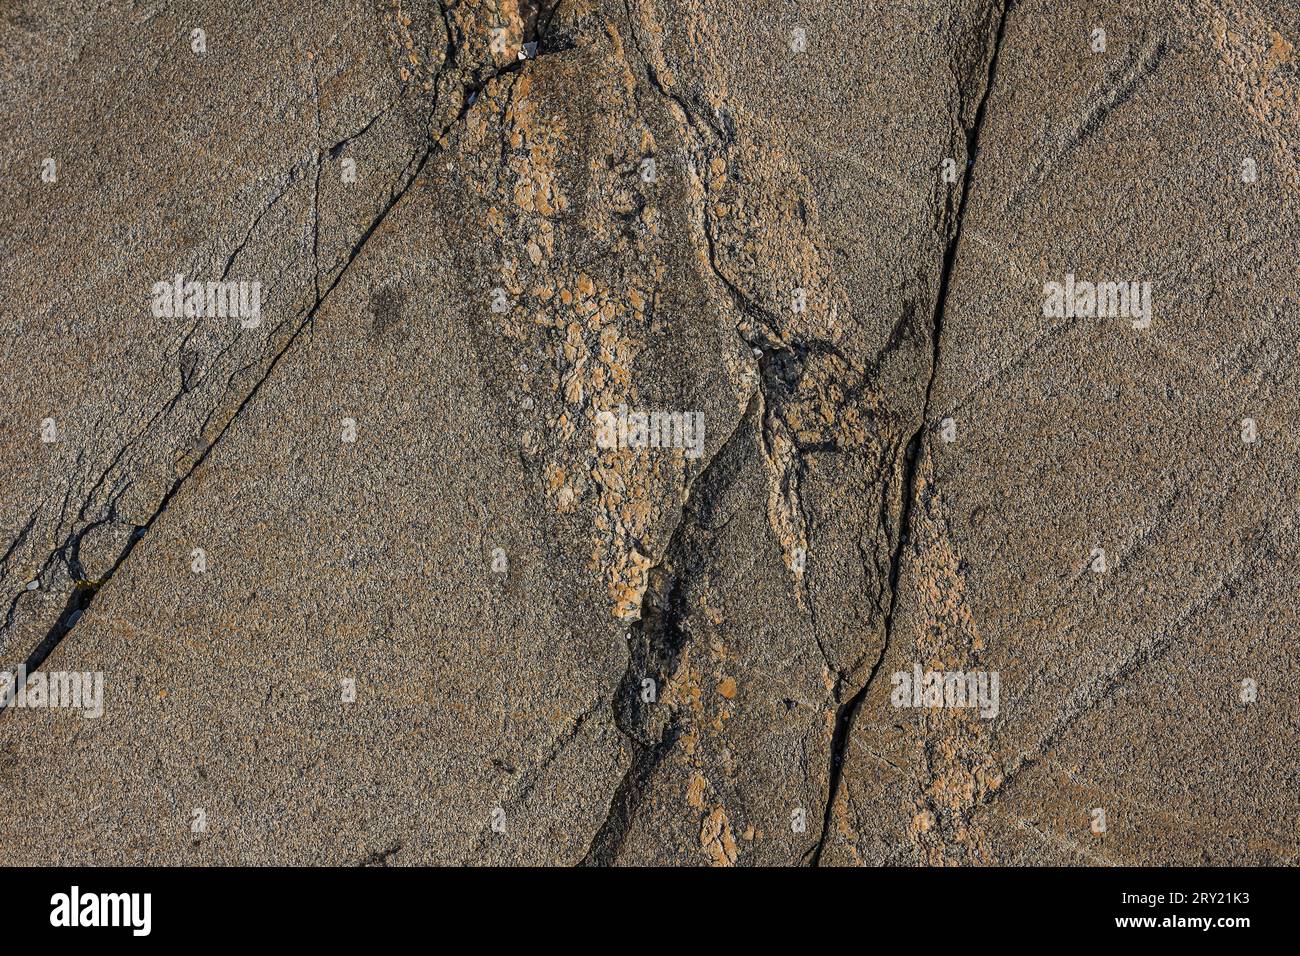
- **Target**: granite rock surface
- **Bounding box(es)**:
[0,0,1295,865]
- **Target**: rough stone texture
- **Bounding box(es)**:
[0,0,1295,865]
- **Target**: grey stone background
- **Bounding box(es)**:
[0,0,1295,864]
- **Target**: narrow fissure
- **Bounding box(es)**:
[808,0,1013,866]
[10,10,572,682]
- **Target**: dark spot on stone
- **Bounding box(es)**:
[371,286,408,344]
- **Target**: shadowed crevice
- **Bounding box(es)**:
[809,0,1013,867]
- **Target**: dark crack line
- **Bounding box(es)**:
[466,695,601,862]
[174,161,307,385]
[579,393,759,866]
[355,843,402,866]
[7,140,428,676]
[11,17,572,680]
[54,3,522,535]
[220,168,302,284]
[0,508,41,588]
[618,0,887,865]
[578,722,680,866]
[619,0,730,146]
[325,102,397,159]
[807,0,1012,867]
